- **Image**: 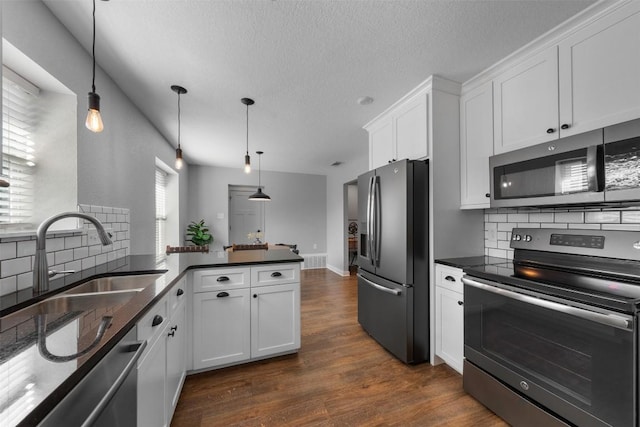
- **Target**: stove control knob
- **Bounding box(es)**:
[513,234,521,241]
[524,235,532,242]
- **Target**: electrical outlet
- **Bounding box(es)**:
[87,230,99,245]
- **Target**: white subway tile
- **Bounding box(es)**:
[507,213,529,223]
[622,211,640,223]
[107,213,117,223]
[46,237,65,252]
[0,242,17,260]
[488,248,507,258]
[497,240,511,250]
[497,222,517,232]
[554,212,584,223]
[96,213,107,222]
[116,249,127,258]
[95,254,107,265]
[519,223,540,228]
[506,249,514,260]
[529,213,554,223]
[89,245,102,256]
[488,214,507,223]
[1,257,32,277]
[602,224,640,231]
[17,272,33,291]
[113,208,123,214]
[122,208,130,215]
[107,252,117,262]
[90,205,103,213]
[102,207,113,214]
[17,240,36,257]
[65,236,82,249]
[55,249,74,265]
[569,223,600,229]
[117,214,126,223]
[78,204,90,213]
[0,276,17,296]
[73,247,89,259]
[64,260,82,271]
[82,257,96,269]
[485,239,498,249]
[585,211,620,223]
[542,223,567,229]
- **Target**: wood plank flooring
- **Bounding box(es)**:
[171,269,506,426]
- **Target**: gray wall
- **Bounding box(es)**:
[326,157,368,275]
[3,0,189,255]
[188,165,327,255]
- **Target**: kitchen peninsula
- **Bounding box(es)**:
[0,247,303,427]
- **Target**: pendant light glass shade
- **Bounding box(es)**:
[241,98,254,174]
[171,85,187,170]
[86,0,105,133]
[249,151,271,201]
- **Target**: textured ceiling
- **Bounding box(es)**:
[42,0,596,175]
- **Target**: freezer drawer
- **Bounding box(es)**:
[357,272,413,363]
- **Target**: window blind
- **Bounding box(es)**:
[1,67,39,224]
[155,167,167,262]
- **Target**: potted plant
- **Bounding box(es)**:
[186,220,213,246]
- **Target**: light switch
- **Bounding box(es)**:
[216,212,224,220]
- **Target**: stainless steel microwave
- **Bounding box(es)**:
[489,118,640,208]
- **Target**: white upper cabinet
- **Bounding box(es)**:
[493,46,559,154]
[366,92,429,170]
[558,2,640,137]
[460,81,494,209]
[395,94,428,163]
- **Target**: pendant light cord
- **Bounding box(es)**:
[177,91,182,149]
[91,0,96,93]
[246,104,249,156]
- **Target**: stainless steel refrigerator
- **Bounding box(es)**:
[357,159,429,364]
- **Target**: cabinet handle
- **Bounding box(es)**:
[171,325,178,332]
[176,288,184,296]
[152,315,163,327]
[217,291,230,298]
[458,301,464,306]
[445,275,456,282]
[216,276,230,282]
[253,294,257,298]
[546,128,555,134]
[168,330,175,337]
[485,193,490,198]
[561,123,570,130]
[271,272,283,278]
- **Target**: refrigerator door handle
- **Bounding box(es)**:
[373,175,381,264]
[358,274,401,296]
[367,176,374,265]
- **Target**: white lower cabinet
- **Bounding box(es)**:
[435,264,464,374]
[192,288,251,369]
[251,283,301,358]
[137,277,187,427]
[192,263,301,371]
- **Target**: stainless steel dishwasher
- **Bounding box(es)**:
[38,326,146,427]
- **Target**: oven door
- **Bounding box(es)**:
[489,129,604,207]
[463,276,636,427]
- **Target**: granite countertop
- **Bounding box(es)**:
[435,255,509,269]
[0,248,302,427]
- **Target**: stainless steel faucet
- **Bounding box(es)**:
[33,212,113,294]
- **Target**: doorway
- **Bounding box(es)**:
[345,180,358,275]
[228,185,265,245]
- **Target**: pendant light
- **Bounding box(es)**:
[85,0,106,133]
[249,151,271,201]
[241,98,254,174]
[171,85,187,170]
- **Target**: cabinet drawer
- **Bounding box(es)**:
[137,297,167,346]
[193,267,250,293]
[168,277,187,313]
[435,264,464,293]
[251,263,299,287]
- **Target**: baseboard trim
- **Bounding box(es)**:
[326,264,350,276]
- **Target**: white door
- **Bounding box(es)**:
[493,46,559,154]
[137,335,167,427]
[165,301,186,421]
[435,286,464,374]
[558,2,640,137]
[229,187,263,245]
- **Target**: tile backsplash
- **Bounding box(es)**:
[484,206,640,259]
[0,205,130,296]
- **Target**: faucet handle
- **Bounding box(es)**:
[48,270,76,278]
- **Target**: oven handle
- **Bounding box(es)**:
[462,277,633,331]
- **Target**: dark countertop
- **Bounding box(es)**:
[1,248,302,427]
[435,255,508,269]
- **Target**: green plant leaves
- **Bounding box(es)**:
[186,219,213,245]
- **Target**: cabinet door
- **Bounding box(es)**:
[165,301,187,422]
[435,286,464,374]
[395,93,428,162]
[193,288,251,369]
[137,332,167,427]
[494,46,559,154]
[460,81,493,209]
[368,117,394,170]
[251,283,300,358]
[559,2,640,137]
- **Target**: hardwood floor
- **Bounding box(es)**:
[171,269,506,426]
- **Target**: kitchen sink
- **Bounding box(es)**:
[66,273,163,295]
[23,291,141,315]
